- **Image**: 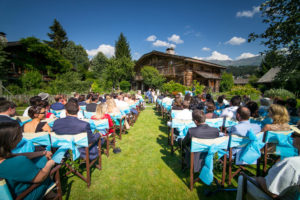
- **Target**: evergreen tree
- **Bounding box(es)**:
[90,52,108,77]
[115,32,131,59]
[46,19,68,53]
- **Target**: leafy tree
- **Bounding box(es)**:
[248,75,259,87]
[0,38,9,80]
[258,50,286,76]
[62,41,89,74]
[115,32,131,59]
[90,52,108,77]
[141,66,165,89]
[220,72,234,92]
[248,0,300,91]
[46,19,68,53]
[21,71,43,90]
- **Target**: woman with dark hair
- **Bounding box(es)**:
[245,101,259,118]
[78,95,86,106]
[0,121,55,199]
[39,100,55,119]
[205,102,218,119]
[23,106,51,133]
[172,95,183,110]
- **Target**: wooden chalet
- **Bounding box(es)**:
[133,48,226,92]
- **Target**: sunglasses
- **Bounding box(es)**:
[38,111,46,114]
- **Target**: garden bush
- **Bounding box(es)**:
[229,84,261,96]
[120,80,131,92]
[187,80,205,95]
[161,80,186,94]
[264,88,295,100]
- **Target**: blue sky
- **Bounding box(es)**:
[1,0,267,61]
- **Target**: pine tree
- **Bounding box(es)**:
[46,19,68,53]
[115,33,131,59]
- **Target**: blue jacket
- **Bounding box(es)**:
[228,120,261,137]
[52,116,100,160]
[50,102,65,110]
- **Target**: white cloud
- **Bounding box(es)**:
[202,47,211,51]
[236,52,257,60]
[86,44,115,58]
[225,36,246,45]
[146,35,157,42]
[206,51,232,60]
[236,6,260,18]
[133,52,141,60]
[153,40,176,48]
[193,56,204,60]
[167,34,183,44]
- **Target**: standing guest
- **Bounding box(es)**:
[245,101,259,118]
[146,88,152,103]
[151,89,156,103]
[228,107,261,137]
[91,103,114,135]
[205,102,218,119]
[86,94,99,112]
[50,95,64,111]
[0,100,16,122]
[262,104,291,132]
[52,101,101,160]
[181,110,219,172]
[220,96,241,120]
[216,96,226,110]
[23,96,42,117]
[0,121,56,200]
[23,106,51,133]
[78,95,86,106]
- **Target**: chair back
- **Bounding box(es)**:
[80,106,86,111]
[41,118,56,128]
[83,111,96,119]
[14,116,32,126]
[50,109,65,118]
[0,179,13,200]
[23,132,51,147]
[82,119,109,134]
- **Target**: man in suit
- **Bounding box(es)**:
[181,109,219,172]
[86,94,99,112]
[52,101,101,160]
[0,100,17,123]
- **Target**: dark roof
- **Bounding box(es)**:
[135,50,226,69]
[6,41,22,47]
[194,71,221,79]
[234,78,249,84]
[257,67,280,83]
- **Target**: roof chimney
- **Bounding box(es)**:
[166,47,175,55]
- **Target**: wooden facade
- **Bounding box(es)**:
[133,50,226,92]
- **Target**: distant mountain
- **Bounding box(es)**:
[207,55,263,67]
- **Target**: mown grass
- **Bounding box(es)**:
[60,105,239,200]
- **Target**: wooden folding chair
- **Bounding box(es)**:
[22,132,52,152]
[111,115,126,140]
[50,132,101,188]
[262,130,294,175]
[0,164,62,200]
[190,136,229,191]
[228,132,264,185]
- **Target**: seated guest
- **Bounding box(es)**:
[0,121,56,200]
[181,109,219,172]
[23,96,42,117]
[91,103,114,135]
[222,95,230,106]
[59,98,84,119]
[175,101,192,120]
[259,98,271,117]
[286,98,298,117]
[172,95,183,110]
[189,94,205,111]
[86,94,98,112]
[273,97,286,106]
[205,102,218,119]
[128,94,139,115]
[52,101,101,160]
[220,95,241,120]
[107,98,130,130]
[262,104,291,132]
[85,93,93,104]
[78,95,86,106]
[205,94,213,103]
[50,95,64,111]
[236,132,300,200]
[184,93,192,104]
[0,100,16,122]
[242,95,250,106]
[39,100,56,119]
[228,107,261,137]
[23,106,51,133]
[215,96,226,110]
[245,101,259,118]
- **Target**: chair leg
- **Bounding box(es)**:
[55,166,62,200]
[98,138,102,170]
[263,144,268,175]
[106,135,109,157]
[222,154,227,186]
[228,148,233,185]
[85,147,91,188]
[190,152,194,191]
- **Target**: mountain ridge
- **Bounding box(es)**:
[206,55,263,67]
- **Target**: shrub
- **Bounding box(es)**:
[187,80,205,95]
[21,70,43,90]
[6,84,24,95]
[229,84,261,96]
[120,80,131,92]
[264,88,295,100]
[161,81,187,94]
[220,72,234,92]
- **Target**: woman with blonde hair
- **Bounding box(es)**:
[262,104,291,132]
[91,103,114,135]
[106,99,130,129]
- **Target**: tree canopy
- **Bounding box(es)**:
[220,72,234,92]
[90,52,108,77]
[141,66,165,89]
[46,19,68,53]
[115,32,131,59]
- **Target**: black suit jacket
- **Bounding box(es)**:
[52,116,100,160]
[86,103,97,112]
[182,124,219,172]
[0,115,16,123]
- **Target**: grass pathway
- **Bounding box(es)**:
[63,105,235,200]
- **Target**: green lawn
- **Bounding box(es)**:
[61,105,237,200]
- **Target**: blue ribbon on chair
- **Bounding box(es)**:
[18,119,32,127]
[289,117,300,125]
[88,119,109,135]
[191,140,228,185]
[109,113,124,126]
[265,131,298,159]
[0,179,13,200]
[239,129,265,164]
[51,136,89,163]
[172,120,196,139]
[83,111,94,119]
[80,106,86,111]
[47,120,55,128]
[12,138,35,153]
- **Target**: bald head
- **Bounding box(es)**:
[236,106,250,121]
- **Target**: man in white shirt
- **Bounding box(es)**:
[220,96,241,120]
[174,101,192,120]
[236,132,300,199]
[115,95,130,110]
